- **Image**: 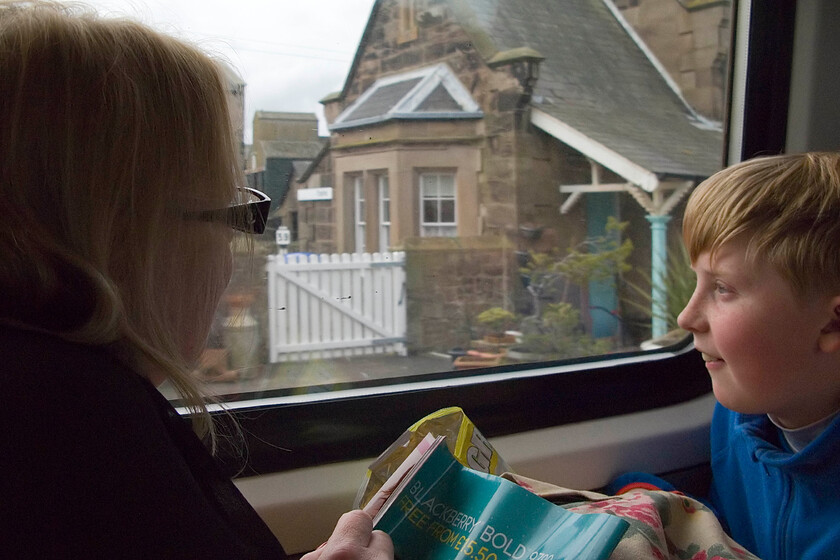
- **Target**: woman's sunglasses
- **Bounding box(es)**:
[183,187,271,234]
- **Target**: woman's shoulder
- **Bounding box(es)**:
[0,324,175,468]
[0,325,286,558]
[0,324,156,419]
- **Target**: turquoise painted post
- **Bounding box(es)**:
[586,193,619,338]
[646,215,671,338]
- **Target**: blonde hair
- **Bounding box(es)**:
[683,152,840,298]
[0,1,243,438]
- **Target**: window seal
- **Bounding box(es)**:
[207,338,711,477]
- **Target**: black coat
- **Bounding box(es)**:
[0,325,287,559]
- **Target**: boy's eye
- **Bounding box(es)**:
[714,282,731,295]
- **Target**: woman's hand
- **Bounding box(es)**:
[301,510,394,560]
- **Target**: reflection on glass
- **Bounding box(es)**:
[135,0,734,401]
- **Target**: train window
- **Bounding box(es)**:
[72,0,762,475]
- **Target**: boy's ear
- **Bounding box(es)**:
[818,299,840,354]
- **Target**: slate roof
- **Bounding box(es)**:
[341,0,723,181]
[455,0,723,179]
[344,78,423,122]
[291,160,311,178]
[259,139,325,160]
[331,63,483,130]
[297,140,331,184]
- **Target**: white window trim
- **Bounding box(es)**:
[353,175,365,253]
[419,172,457,237]
[331,63,482,130]
[378,175,390,253]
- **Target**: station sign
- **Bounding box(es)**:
[297,187,333,201]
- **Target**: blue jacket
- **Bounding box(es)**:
[710,403,840,560]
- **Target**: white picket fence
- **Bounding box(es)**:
[266,252,407,362]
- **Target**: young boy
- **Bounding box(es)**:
[677,152,840,560]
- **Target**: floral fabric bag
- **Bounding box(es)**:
[501,473,759,560]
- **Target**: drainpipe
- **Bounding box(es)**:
[645,214,671,338]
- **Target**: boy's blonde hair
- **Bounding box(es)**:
[0,1,243,437]
[683,152,840,298]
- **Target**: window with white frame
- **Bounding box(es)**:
[353,175,365,252]
[378,175,390,252]
[420,172,456,237]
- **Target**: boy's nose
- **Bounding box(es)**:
[677,295,705,333]
[676,307,693,331]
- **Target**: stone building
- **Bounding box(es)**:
[287,0,726,350]
[248,111,326,239]
[615,0,731,121]
[250,111,322,169]
[289,142,337,254]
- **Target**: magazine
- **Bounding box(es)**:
[365,434,628,560]
[355,406,510,510]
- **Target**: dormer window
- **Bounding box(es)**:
[330,63,482,131]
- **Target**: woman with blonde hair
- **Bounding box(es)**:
[0,2,392,558]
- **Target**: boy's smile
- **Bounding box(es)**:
[678,236,840,428]
[700,352,724,368]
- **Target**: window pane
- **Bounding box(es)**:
[354,176,365,252]
[89,0,733,400]
[379,176,390,223]
[440,200,455,223]
[438,174,455,197]
[379,175,390,251]
[422,200,438,223]
[420,173,456,231]
[421,174,438,197]
[355,177,365,221]
[380,224,390,251]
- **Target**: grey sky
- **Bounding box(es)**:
[69,0,376,142]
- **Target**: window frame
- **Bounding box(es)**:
[353,174,366,253]
[209,340,711,477]
[204,0,798,479]
[419,171,457,237]
[378,174,390,252]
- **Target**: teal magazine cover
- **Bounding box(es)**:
[372,436,628,560]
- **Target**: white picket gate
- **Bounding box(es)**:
[266,252,407,362]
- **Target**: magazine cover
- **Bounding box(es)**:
[371,436,628,560]
[355,406,510,510]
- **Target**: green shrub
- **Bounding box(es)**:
[475,307,517,336]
